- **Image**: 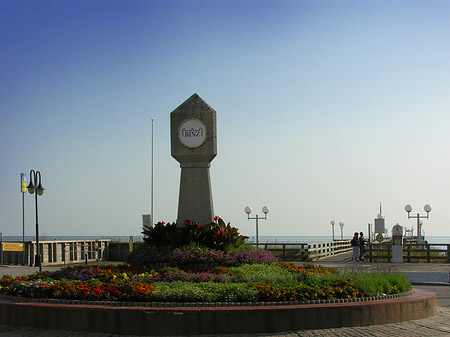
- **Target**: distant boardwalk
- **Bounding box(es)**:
[251,239,352,261]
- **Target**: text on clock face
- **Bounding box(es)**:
[181,127,204,138]
[177,118,207,149]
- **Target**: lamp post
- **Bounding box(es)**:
[330,221,335,241]
[245,206,269,248]
[405,204,431,245]
[419,220,423,239]
[27,170,45,271]
[339,222,344,239]
[368,223,372,243]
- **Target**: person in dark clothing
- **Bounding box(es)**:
[359,232,367,261]
[351,232,359,261]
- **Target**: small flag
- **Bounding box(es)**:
[21,173,26,193]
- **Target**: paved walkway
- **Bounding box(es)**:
[0,259,449,336]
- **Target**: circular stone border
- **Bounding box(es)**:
[0,291,413,307]
[0,289,436,335]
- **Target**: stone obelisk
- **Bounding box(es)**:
[170,93,217,226]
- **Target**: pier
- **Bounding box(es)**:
[0,240,110,266]
[250,239,352,260]
[3,239,450,267]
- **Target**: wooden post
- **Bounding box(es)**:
[387,244,391,263]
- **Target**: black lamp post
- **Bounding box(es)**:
[27,170,45,271]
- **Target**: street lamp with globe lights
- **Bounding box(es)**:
[405,204,431,244]
[27,170,45,271]
[339,222,344,239]
[245,206,269,248]
[330,221,335,241]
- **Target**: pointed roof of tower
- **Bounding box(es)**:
[171,93,216,115]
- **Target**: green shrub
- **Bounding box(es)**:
[227,264,295,283]
[142,218,248,251]
[149,281,259,302]
[343,272,411,296]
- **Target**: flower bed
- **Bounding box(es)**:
[0,261,411,303]
[0,242,411,303]
[126,244,278,270]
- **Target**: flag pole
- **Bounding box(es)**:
[151,118,154,225]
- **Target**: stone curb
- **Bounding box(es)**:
[0,291,413,307]
[411,281,450,286]
[0,289,436,335]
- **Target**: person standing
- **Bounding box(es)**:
[351,232,359,261]
[359,232,367,261]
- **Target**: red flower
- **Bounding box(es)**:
[212,235,218,238]
[220,230,225,235]
[198,224,203,228]
[184,219,190,225]
[214,216,219,222]
[162,221,165,225]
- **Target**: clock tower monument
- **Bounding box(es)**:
[170,93,217,226]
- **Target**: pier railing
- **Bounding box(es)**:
[2,239,355,265]
[250,239,352,261]
[367,242,450,263]
[1,240,111,266]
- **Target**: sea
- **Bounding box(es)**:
[2,235,450,245]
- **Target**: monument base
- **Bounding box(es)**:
[177,163,214,226]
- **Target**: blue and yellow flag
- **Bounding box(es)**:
[21,173,26,193]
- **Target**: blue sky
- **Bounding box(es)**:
[1,0,449,239]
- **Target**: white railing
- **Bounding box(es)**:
[307,239,352,259]
[250,239,352,260]
[1,240,111,266]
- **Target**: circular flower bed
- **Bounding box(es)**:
[0,246,411,303]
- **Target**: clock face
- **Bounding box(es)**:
[178,118,207,149]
